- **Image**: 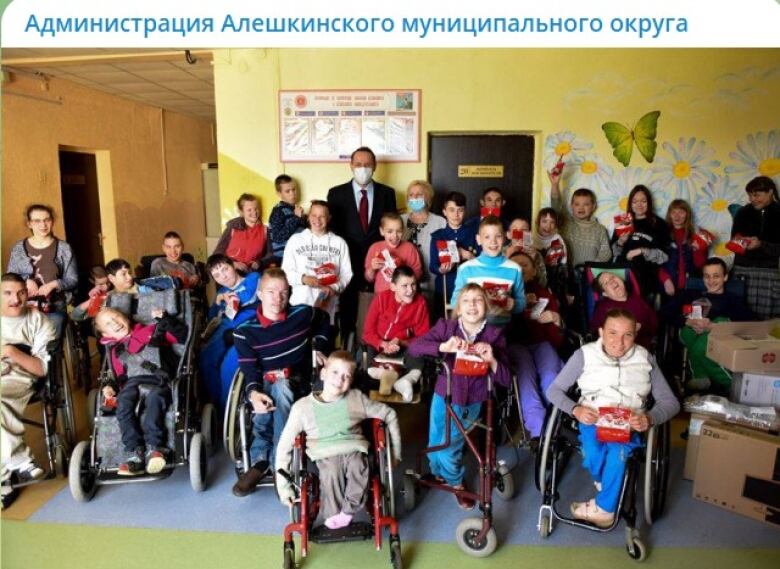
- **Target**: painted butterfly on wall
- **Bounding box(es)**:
[601,110,660,167]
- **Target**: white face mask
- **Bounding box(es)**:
[352,167,374,186]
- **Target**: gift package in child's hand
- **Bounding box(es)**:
[614,213,634,237]
[551,158,565,177]
[480,206,501,219]
[453,345,489,376]
[224,295,240,320]
[314,262,338,286]
[596,407,632,443]
[511,230,534,249]
[482,281,510,308]
[726,234,751,255]
[529,297,549,321]
[544,238,565,265]
[692,228,715,251]
[436,240,460,265]
[87,293,107,317]
[380,249,397,282]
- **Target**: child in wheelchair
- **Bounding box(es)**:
[407,283,511,509]
[95,306,188,476]
[362,266,430,402]
[545,308,679,527]
[275,351,401,530]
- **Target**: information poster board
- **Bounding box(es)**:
[279,89,420,162]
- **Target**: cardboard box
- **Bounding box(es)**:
[731,372,780,409]
[693,422,780,527]
[707,319,780,373]
[684,414,721,481]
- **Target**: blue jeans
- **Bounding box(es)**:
[249,377,296,466]
[509,342,563,438]
[427,393,482,487]
[578,423,642,513]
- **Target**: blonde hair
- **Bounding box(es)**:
[325,350,357,374]
[406,180,434,207]
[454,283,490,319]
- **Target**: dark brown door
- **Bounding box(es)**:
[428,133,535,222]
[59,150,104,276]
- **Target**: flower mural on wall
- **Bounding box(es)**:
[595,166,655,232]
[725,130,780,190]
[652,137,720,204]
[543,131,593,171]
[694,175,746,258]
[563,153,614,210]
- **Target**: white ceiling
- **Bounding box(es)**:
[1,48,215,121]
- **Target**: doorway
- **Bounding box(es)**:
[428,133,536,222]
[59,150,104,277]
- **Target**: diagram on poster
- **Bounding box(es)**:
[280,90,420,162]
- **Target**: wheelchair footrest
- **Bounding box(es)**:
[310,522,373,544]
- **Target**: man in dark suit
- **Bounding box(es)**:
[327,146,396,338]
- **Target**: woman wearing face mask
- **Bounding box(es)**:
[401,180,446,292]
[730,176,780,318]
[7,204,78,337]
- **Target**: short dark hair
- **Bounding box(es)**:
[604,307,637,326]
[274,174,294,192]
[1,272,26,285]
[443,191,467,208]
[703,257,728,274]
[309,200,329,213]
[482,187,504,200]
[592,271,625,295]
[237,193,258,211]
[163,231,182,242]
[206,253,234,274]
[89,265,108,281]
[25,204,55,222]
[536,207,561,230]
[391,265,416,283]
[571,188,596,205]
[746,176,778,199]
[105,258,131,276]
[350,146,376,164]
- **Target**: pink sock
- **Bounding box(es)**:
[324,511,353,529]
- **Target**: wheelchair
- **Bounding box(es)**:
[69,288,216,501]
[278,419,402,569]
[535,403,670,562]
[2,335,77,494]
[401,360,517,558]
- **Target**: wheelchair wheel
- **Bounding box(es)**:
[200,403,218,456]
[643,421,670,525]
[223,370,245,463]
[86,388,99,432]
[377,432,397,519]
[626,537,647,561]
[69,441,97,502]
[282,541,295,569]
[538,512,552,538]
[57,356,77,447]
[402,472,417,512]
[455,517,497,558]
[494,464,515,500]
[536,407,559,492]
[189,433,207,492]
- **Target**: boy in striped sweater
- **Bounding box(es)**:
[450,216,525,326]
[275,351,401,529]
[232,268,331,497]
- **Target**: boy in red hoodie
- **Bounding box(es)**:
[362,266,430,401]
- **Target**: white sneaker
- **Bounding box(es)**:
[16,462,45,483]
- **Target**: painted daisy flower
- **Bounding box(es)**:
[543,131,593,171]
[595,166,655,232]
[652,137,720,205]
[725,130,780,190]
[566,153,614,205]
[693,175,745,238]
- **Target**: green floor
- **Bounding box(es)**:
[2,521,779,569]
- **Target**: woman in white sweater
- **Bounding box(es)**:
[282,200,353,323]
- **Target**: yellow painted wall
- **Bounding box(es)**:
[213,48,780,255]
[2,74,217,269]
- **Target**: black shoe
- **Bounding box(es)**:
[118,448,145,477]
[232,461,269,497]
[1,488,20,510]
